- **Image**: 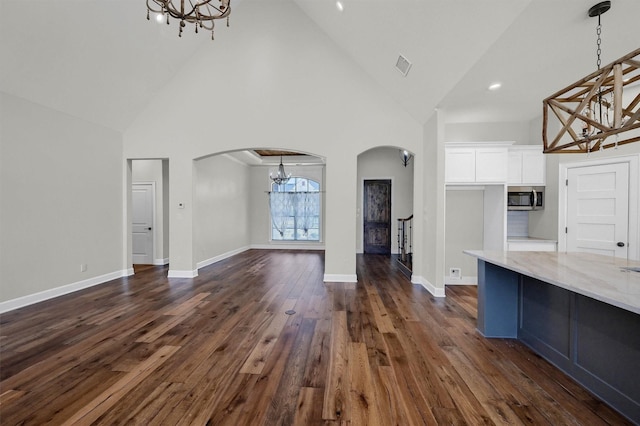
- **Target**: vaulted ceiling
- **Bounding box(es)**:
[1,0,638,132]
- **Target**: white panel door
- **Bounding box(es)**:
[132,183,154,264]
[567,162,629,258]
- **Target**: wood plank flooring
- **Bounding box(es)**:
[0,250,632,425]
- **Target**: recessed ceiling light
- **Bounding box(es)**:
[336,1,344,12]
[488,82,502,91]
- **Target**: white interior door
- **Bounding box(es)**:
[132,183,154,264]
[567,162,629,258]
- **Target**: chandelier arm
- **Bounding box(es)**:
[199,1,230,18]
[149,0,230,23]
[147,0,165,13]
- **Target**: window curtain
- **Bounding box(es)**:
[269,191,319,238]
[295,192,319,235]
[269,191,294,238]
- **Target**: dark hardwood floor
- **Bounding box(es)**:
[0,250,632,425]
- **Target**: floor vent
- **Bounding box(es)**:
[395,54,412,76]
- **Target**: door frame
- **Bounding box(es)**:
[361,177,394,254]
[132,181,156,265]
[558,154,639,260]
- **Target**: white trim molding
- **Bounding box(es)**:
[411,275,446,297]
[445,276,477,285]
[251,244,325,250]
[154,258,169,266]
[167,270,198,278]
[197,246,250,270]
[323,274,358,283]
[0,269,131,314]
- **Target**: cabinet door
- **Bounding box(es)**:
[521,149,545,185]
[508,151,523,184]
[445,148,476,183]
[475,148,507,183]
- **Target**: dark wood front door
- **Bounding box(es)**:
[363,179,391,254]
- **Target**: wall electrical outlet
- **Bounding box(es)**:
[80,264,87,272]
[449,267,461,279]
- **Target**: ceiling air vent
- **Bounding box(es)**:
[395,54,412,77]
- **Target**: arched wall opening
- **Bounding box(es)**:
[356,145,415,261]
[125,148,327,276]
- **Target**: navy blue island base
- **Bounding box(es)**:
[469,253,640,424]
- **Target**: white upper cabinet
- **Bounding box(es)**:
[507,146,546,186]
[445,147,476,183]
[445,143,511,184]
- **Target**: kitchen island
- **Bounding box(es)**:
[464,250,640,424]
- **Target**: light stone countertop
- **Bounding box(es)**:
[464,250,640,315]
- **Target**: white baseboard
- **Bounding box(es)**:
[444,276,477,285]
[251,243,325,250]
[154,258,169,266]
[0,269,130,314]
[125,268,135,276]
[323,274,358,283]
[197,246,250,270]
[167,269,198,278]
[411,275,446,298]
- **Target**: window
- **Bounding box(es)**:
[270,177,320,241]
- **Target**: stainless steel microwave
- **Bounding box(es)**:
[507,186,544,211]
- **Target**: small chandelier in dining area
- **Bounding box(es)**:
[146,0,230,40]
[270,156,291,186]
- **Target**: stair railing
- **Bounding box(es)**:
[397,214,413,263]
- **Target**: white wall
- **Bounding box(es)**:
[356,147,414,254]
[132,159,168,264]
[416,112,446,296]
[194,154,251,264]
[123,0,423,280]
[445,121,531,145]
[0,93,123,305]
[530,145,640,241]
[445,189,483,280]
